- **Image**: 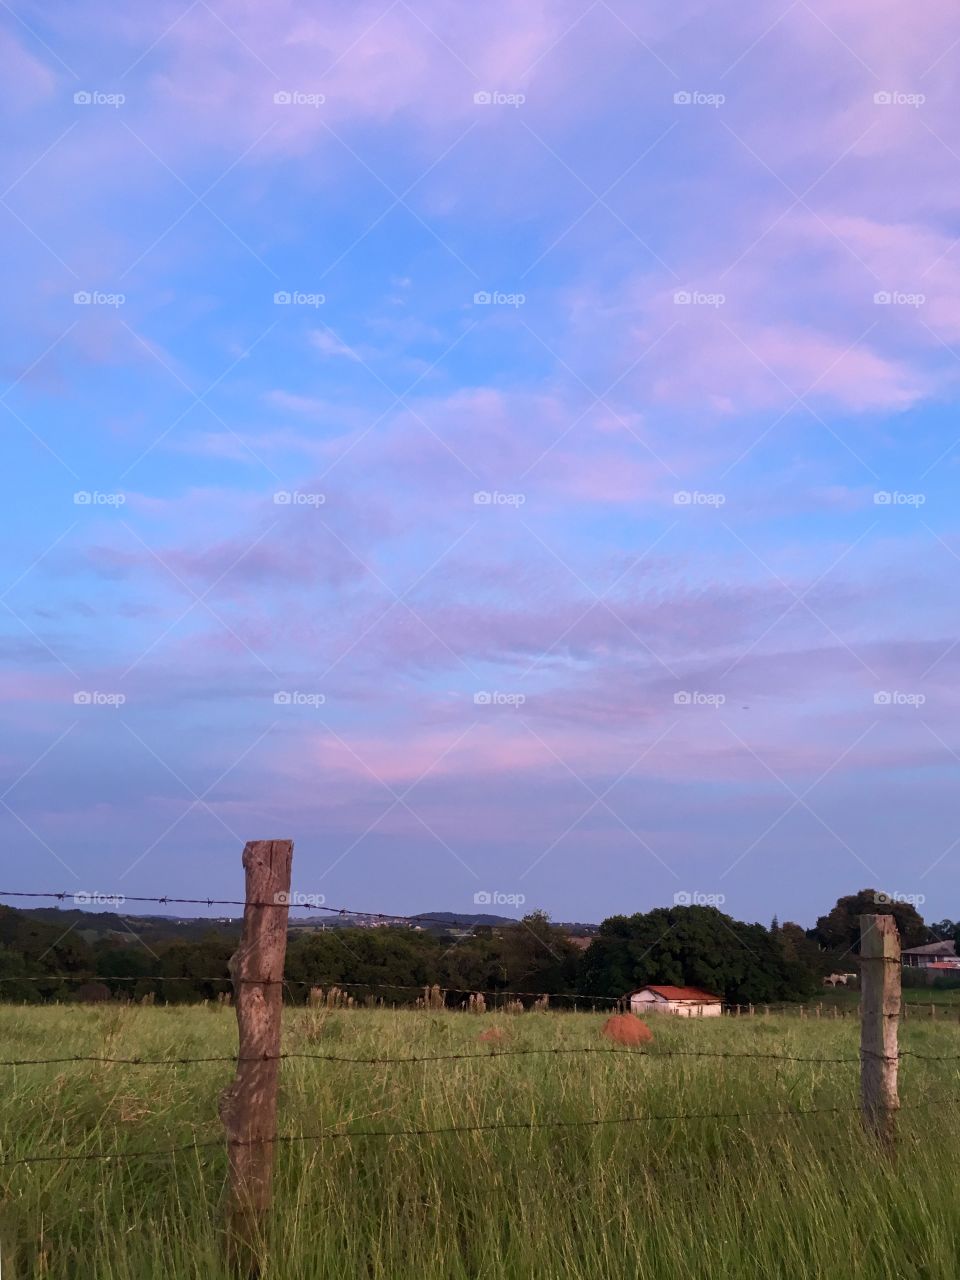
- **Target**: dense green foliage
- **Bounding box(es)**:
[578,906,821,1003]
[0,887,948,1006]
[811,888,929,952]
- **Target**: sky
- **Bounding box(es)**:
[2,0,960,929]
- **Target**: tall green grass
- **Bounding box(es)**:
[0,1003,957,1279]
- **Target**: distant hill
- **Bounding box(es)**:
[16,904,600,942]
[20,906,243,944]
[413,910,519,927]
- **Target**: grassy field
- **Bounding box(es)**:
[817,986,960,1011]
[1,1003,959,1279]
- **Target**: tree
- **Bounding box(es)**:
[286,926,442,998]
[578,906,817,1004]
[495,911,579,995]
[776,921,828,991]
[812,889,928,955]
[928,918,957,942]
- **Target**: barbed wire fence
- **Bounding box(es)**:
[0,841,926,1268]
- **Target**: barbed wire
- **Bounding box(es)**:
[9,971,958,1016]
[7,970,959,1017]
[0,1047,860,1067]
[0,972,624,1002]
[1,1094,954,1169]
[0,1044,950,1069]
[0,888,563,934]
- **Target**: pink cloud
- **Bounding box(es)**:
[0,30,57,111]
[121,0,600,156]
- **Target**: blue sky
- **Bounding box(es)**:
[2,0,960,927]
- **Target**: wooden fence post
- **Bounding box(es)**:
[859,913,900,1146]
[220,839,293,1275]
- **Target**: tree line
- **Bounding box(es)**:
[0,888,945,1006]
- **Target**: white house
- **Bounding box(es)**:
[901,940,959,969]
[628,984,722,1017]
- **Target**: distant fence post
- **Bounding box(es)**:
[859,913,900,1146]
[220,839,294,1275]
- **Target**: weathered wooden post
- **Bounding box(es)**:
[220,839,293,1275]
[859,913,900,1146]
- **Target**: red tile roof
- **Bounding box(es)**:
[635,984,721,1002]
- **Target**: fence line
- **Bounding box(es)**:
[0,860,927,1263]
[4,1094,956,1170]
[0,973,625,1002]
[2,1044,955,1069]
[8,972,960,1018]
[0,1047,866,1068]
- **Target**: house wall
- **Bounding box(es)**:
[629,993,722,1017]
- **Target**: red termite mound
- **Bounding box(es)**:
[601,1013,654,1046]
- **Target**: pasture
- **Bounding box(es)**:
[1,1003,958,1279]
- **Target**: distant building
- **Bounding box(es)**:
[627,984,722,1017]
[902,940,959,969]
